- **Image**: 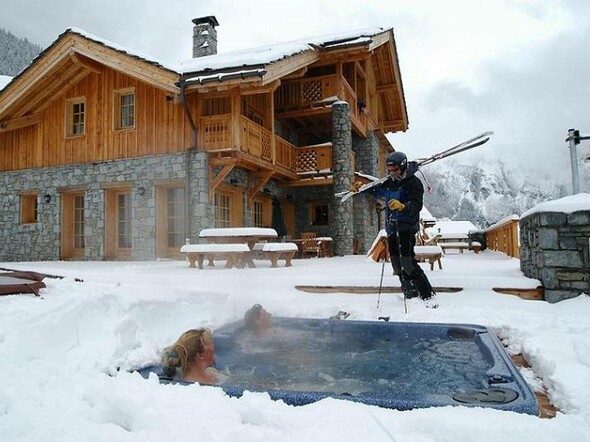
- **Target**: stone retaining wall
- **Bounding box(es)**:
[520,210,590,302]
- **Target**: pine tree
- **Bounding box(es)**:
[0,27,43,76]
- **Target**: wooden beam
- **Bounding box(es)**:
[11,64,87,117]
[210,156,239,167]
[209,159,238,202]
[355,61,367,79]
[283,67,308,79]
[376,83,396,92]
[279,177,334,187]
[368,32,391,52]
[0,113,41,132]
[70,38,179,93]
[0,37,74,118]
[263,50,320,85]
[247,170,273,207]
[69,50,103,74]
[239,79,281,95]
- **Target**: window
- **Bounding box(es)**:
[253,200,264,227]
[73,194,85,249]
[114,88,135,130]
[253,197,271,227]
[21,194,38,224]
[117,193,132,248]
[166,187,185,248]
[66,97,85,137]
[214,192,231,228]
[310,203,329,226]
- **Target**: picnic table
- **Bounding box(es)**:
[198,227,278,268]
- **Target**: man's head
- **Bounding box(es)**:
[244,304,272,334]
[386,151,407,179]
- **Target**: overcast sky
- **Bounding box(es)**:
[2,0,590,185]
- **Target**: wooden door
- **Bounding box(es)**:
[105,188,132,260]
[156,184,185,259]
[61,192,86,259]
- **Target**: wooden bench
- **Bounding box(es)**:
[439,241,470,254]
[414,245,443,270]
[180,244,250,269]
[258,242,298,267]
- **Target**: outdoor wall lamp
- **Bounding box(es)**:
[137,186,146,196]
[43,194,51,203]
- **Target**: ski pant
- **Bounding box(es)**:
[387,230,434,300]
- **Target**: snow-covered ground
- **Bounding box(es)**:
[1,251,589,441]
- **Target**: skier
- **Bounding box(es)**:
[351,151,437,307]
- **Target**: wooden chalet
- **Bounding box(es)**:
[0,17,408,261]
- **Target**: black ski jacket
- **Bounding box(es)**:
[372,162,423,234]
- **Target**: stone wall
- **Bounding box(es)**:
[0,152,210,262]
[520,210,590,302]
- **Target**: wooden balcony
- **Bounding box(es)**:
[274,74,367,137]
[197,115,354,184]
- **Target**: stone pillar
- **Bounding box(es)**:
[190,151,214,241]
[352,130,380,254]
[332,101,353,256]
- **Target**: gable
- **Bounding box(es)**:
[0,30,180,123]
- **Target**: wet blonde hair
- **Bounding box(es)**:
[162,328,212,377]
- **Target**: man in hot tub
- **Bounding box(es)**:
[243,303,272,335]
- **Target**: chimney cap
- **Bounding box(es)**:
[192,16,219,27]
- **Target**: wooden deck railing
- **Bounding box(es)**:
[485,215,520,258]
[275,135,296,170]
[199,114,233,152]
[275,75,339,109]
[199,115,358,179]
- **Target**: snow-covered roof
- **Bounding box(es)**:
[177,27,385,75]
[431,220,478,235]
[66,28,178,73]
[62,27,387,78]
[0,75,13,91]
[420,206,436,222]
[521,192,590,218]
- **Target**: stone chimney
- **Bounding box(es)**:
[192,16,219,58]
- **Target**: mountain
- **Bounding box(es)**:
[0,27,42,76]
[421,158,569,228]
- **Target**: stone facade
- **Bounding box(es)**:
[352,130,380,253]
[520,210,590,302]
[0,152,212,262]
[331,101,353,256]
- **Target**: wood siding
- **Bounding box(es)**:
[0,67,191,172]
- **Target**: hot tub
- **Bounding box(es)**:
[140,318,538,415]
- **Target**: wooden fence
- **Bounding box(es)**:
[485,215,520,258]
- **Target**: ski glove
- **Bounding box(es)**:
[349,181,363,193]
[388,199,405,212]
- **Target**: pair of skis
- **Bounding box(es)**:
[336,131,494,202]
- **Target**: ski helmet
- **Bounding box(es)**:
[386,151,407,171]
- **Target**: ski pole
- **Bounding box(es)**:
[377,246,386,309]
[376,204,385,309]
[393,219,408,314]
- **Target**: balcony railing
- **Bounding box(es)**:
[275,75,339,109]
[275,74,367,134]
[198,114,356,180]
[199,114,233,152]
